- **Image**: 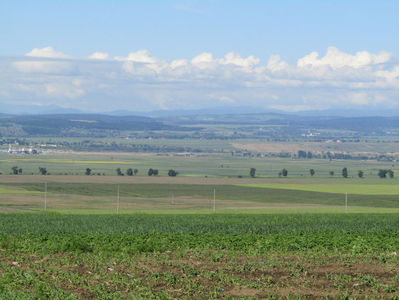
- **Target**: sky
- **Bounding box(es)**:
[1,0,398,113]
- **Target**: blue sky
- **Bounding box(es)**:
[2,0,398,61]
[1,0,398,112]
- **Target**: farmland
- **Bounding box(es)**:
[1,151,398,178]
[1,213,399,298]
[1,152,399,298]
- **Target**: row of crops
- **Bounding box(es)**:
[1,213,399,254]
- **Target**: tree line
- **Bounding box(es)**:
[248,167,395,179]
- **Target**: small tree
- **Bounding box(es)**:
[39,167,47,175]
[282,168,288,177]
[148,168,154,176]
[85,168,92,176]
[309,169,315,176]
[133,169,138,176]
[378,169,387,178]
[249,168,256,178]
[116,168,124,176]
[168,169,178,176]
[388,170,394,179]
[153,169,159,176]
[11,166,19,175]
[342,167,348,178]
[126,168,133,176]
[18,168,22,174]
[329,171,334,176]
[358,170,364,178]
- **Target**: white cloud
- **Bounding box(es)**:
[115,50,157,63]
[349,92,370,105]
[220,52,259,68]
[269,104,326,112]
[12,61,73,74]
[191,52,214,65]
[170,59,188,69]
[89,52,109,60]
[266,55,289,72]
[297,46,392,69]
[3,46,398,112]
[26,46,70,59]
[376,66,399,82]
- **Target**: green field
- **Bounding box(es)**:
[1,151,399,298]
[239,183,399,195]
[1,213,399,298]
[0,158,140,164]
[1,152,398,178]
[0,187,41,194]
[2,181,399,214]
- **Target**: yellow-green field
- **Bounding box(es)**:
[0,158,140,164]
[238,183,399,195]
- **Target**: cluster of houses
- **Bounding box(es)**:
[0,145,40,154]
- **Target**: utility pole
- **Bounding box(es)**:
[117,185,120,214]
[213,188,216,212]
[44,182,47,211]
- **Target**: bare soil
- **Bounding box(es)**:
[1,251,397,299]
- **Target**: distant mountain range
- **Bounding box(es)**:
[2,102,399,118]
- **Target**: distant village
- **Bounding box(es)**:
[0,144,41,154]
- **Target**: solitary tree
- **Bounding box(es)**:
[116,168,124,176]
[39,167,47,175]
[249,168,256,178]
[297,150,307,159]
[133,169,138,176]
[11,166,19,175]
[168,169,178,177]
[358,170,364,178]
[282,168,288,177]
[85,168,92,176]
[378,169,387,178]
[309,169,315,176]
[153,169,159,176]
[342,167,348,178]
[126,168,133,176]
[329,171,334,176]
[148,168,154,176]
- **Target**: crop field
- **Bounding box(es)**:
[1,152,398,178]
[239,183,399,195]
[1,179,399,213]
[1,153,399,298]
[1,213,399,298]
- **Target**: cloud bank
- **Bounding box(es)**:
[1,46,398,112]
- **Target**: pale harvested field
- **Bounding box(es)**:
[232,142,399,155]
[232,142,327,153]
[0,192,321,211]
